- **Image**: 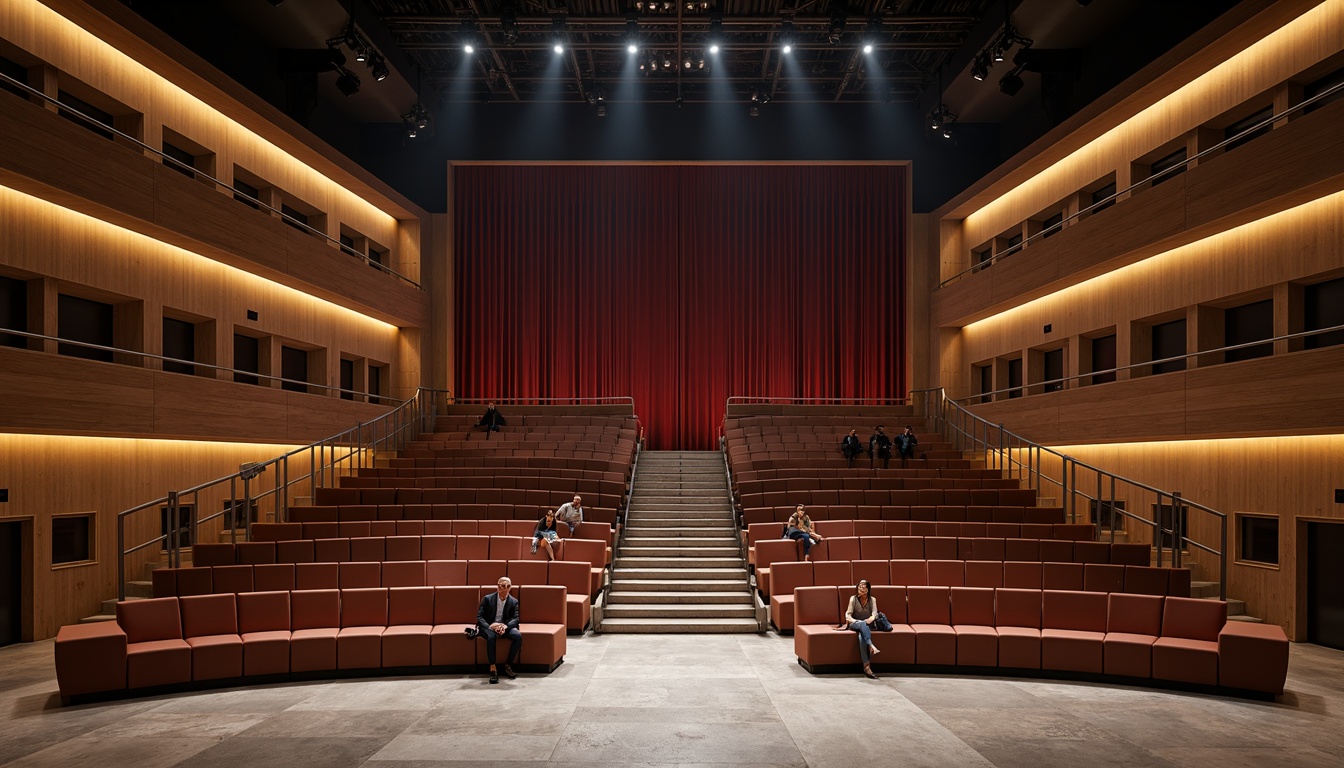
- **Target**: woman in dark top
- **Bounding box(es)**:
[843,579,882,679]
[533,509,561,560]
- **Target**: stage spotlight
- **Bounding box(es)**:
[552,17,567,54]
[783,43,793,54]
[370,55,389,80]
[500,7,519,46]
[779,18,794,54]
[941,125,953,139]
[597,104,607,117]
[863,17,882,53]
[663,53,673,68]
[999,70,1024,96]
[863,43,873,54]
[749,105,759,117]
[405,124,417,138]
[828,10,846,45]
[710,44,720,54]
[971,52,990,81]
[628,43,639,54]
[683,55,692,69]
[335,67,360,96]
[465,44,475,54]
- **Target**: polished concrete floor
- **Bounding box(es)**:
[2,633,1342,768]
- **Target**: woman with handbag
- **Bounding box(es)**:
[842,579,886,679]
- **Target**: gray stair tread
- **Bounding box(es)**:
[604,605,756,617]
[608,591,753,602]
[80,614,119,623]
[611,579,749,590]
[599,617,760,633]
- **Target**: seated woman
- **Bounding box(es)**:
[843,579,882,680]
[784,504,823,561]
[532,509,561,560]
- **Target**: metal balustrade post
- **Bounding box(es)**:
[1154,491,1165,568]
[167,490,180,568]
[229,477,238,544]
[117,519,126,602]
[282,457,290,521]
[242,475,254,542]
[1220,518,1228,601]
[1173,491,1183,569]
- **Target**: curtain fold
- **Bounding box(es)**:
[454,164,906,449]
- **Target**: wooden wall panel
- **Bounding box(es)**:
[0,96,428,328]
[969,345,1344,443]
[1033,435,1344,636]
[0,0,413,272]
[0,433,313,638]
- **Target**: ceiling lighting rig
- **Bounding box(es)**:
[969,10,1033,90]
[401,102,430,138]
[325,19,390,94]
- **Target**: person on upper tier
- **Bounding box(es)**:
[476,402,506,432]
[895,426,919,466]
[555,495,584,534]
[869,426,893,469]
[784,504,823,561]
[532,509,561,560]
[840,429,863,468]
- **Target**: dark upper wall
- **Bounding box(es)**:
[355,101,1001,214]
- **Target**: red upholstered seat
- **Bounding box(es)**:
[55,622,127,699]
[869,585,916,663]
[426,559,468,586]
[338,588,388,669]
[1103,593,1163,679]
[180,593,243,681]
[290,589,340,672]
[430,586,479,666]
[547,561,591,632]
[515,585,567,669]
[1153,597,1226,686]
[237,591,291,676]
[340,561,382,589]
[467,560,509,587]
[118,597,191,689]
[950,587,997,667]
[907,586,956,665]
[1041,590,1107,673]
[1218,622,1289,694]
[769,562,813,633]
[383,586,435,668]
[994,588,1042,669]
[794,587,858,666]
[890,559,928,586]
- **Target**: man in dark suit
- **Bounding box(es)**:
[476,576,522,683]
[869,426,893,469]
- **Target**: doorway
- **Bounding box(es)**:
[0,520,22,647]
[1306,521,1344,650]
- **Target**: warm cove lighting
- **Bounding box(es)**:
[962,0,1344,234]
[0,183,399,334]
[963,188,1344,337]
[3,0,401,232]
[1047,434,1344,454]
[0,432,305,455]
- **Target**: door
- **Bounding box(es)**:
[0,521,21,647]
[1307,521,1344,650]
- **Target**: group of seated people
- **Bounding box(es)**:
[841,426,920,469]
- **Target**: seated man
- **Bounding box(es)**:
[840,429,863,468]
[869,426,893,469]
[476,576,522,683]
[895,425,919,465]
[555,494,584,534]
[476,402,506,432]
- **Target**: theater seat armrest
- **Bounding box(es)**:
[55,623,129,699]
[1218,622,1290,695]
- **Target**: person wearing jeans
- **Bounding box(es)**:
[844,579,882,679]
[784,504,823,561]
[476,576,522,683]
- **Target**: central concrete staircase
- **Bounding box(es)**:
[601,451,758,633]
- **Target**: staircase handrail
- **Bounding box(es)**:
[116,387,452,600]
[912,388,1227,599]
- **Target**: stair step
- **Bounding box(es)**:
[1226,614,1264,623]
[616,556,745,568]
[620,546,741,557]
[610,578,749,592]
[623,537,737,547]
[79,614,119,623]
[1190,581,1221,599]
[623,526,738,537]
[624,518,735,528]
[607,590,753,604]
[599,617,760,633]
[603,604,756,619]
[126,580,154,599]
[613,567,748,580]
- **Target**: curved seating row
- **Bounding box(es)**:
[251,520,612,547]
[338,475,627,495]
[734,468,1008,483]
[399,445,634,460]
[742,504,1064,526]
[188,536,607,595]
[791,586,1287,696]
[736,479,1021,496]
[739,487,1039,510]
[357,466,627,482]
[55,586,568,704]
[315,486,624,510]
[745,520,1092,552]
[287,503,618,526]
[753,537,1150,596]
[386,455,631,470]
[730,457,976,472]
[768,560,1192,631]
[152,558,594,631]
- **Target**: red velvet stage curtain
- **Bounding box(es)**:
[454,164,906,449]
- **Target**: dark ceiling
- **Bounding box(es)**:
[121,0,1240,213]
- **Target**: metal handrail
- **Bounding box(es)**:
[725,396,914,406]
[117,387,450,599]
[913,387,1226,599]
[0,70,419,289]
[448,396,638,406]
[940,78,1344,287]
[0,328,391,400]
[961,322,1344,402]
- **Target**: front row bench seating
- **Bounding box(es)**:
[53,585,567,705]
[791,585,1288,696]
